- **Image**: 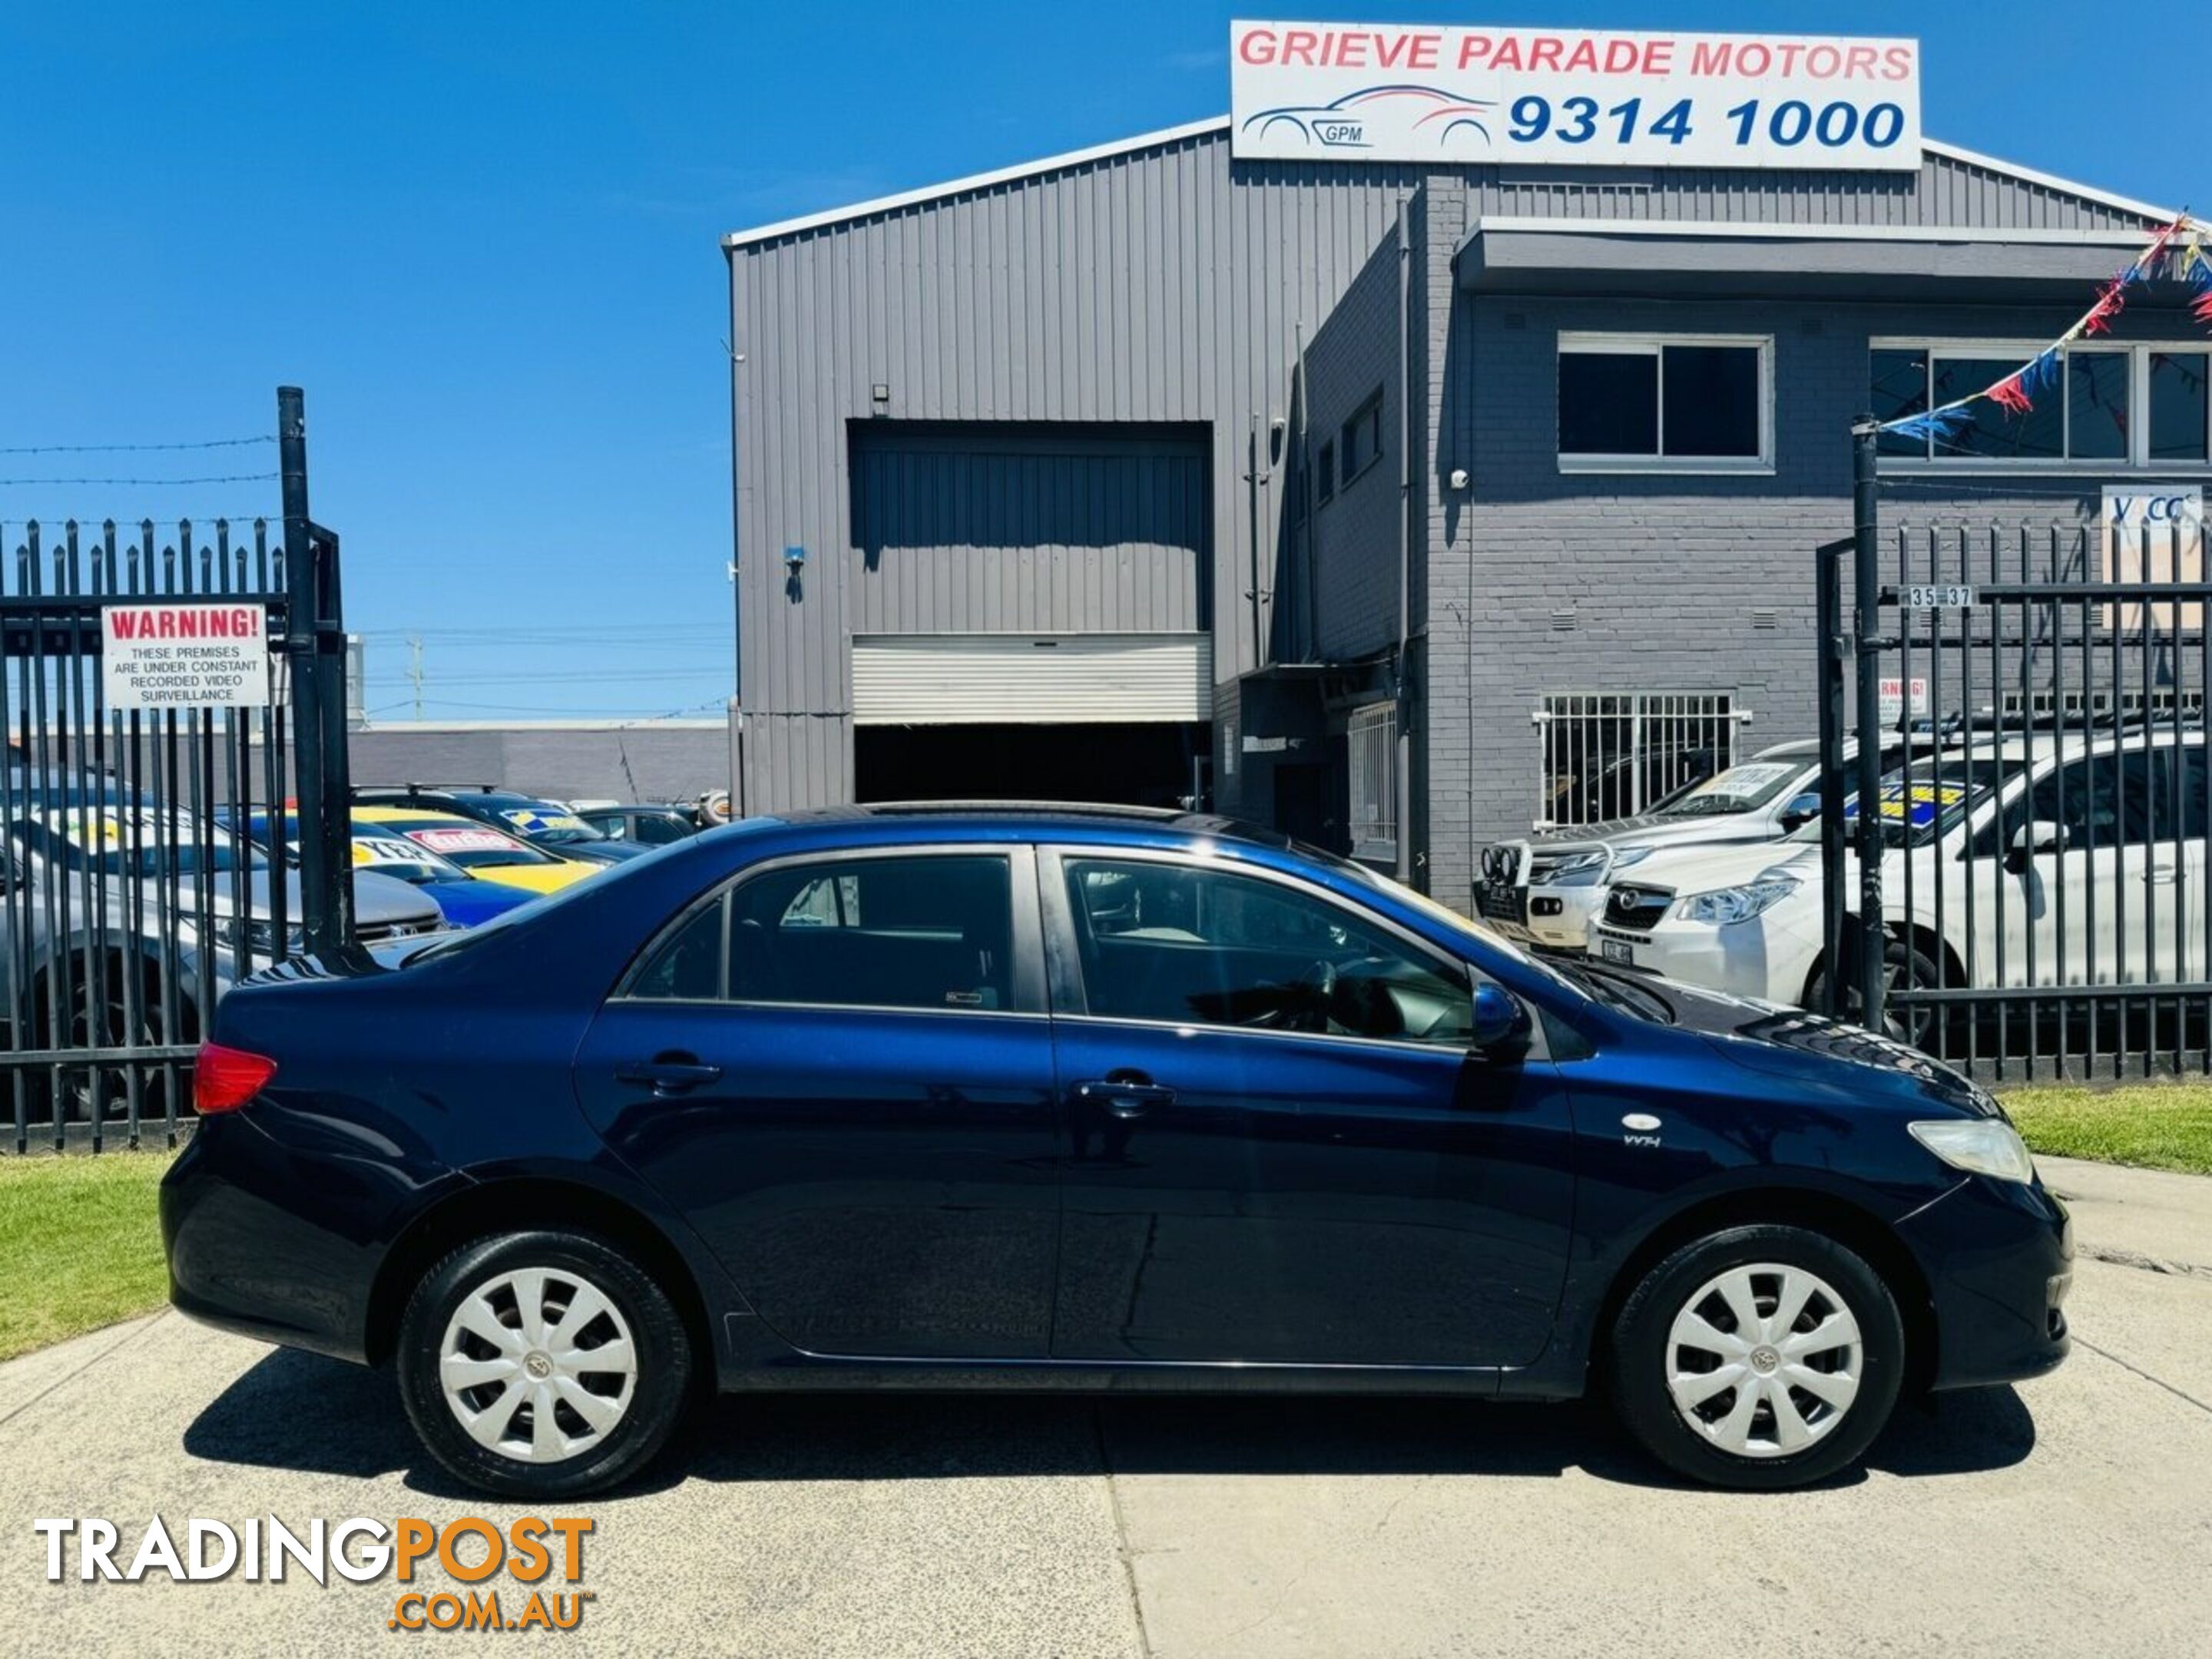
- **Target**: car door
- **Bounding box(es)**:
[572,844,1063,1359]
[1979,751,2155,986]
[1040,848,1576,1369]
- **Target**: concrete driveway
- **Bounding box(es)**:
[4,1154,2210,1657]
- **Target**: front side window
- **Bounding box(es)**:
[1558,336,1768,468]
[1062,857,1473,1046]
[628,853,1016,1012]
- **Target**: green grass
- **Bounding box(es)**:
[2002,1081,2212,1177]
[0,1151,174,1360]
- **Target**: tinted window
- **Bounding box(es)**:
[2068,353,2130,459]
[1316,439,1336,502]
[1933,356,2061,459]
[630,899,726,1000]
[1063,858,1472,1046]
[634,816,687,845]
[2149,352,2210,462]
[2178,747,2210,841]
[2022,753,2154,849]
[1559,350,1657,455]
[1661,345,1760,457]
[730,853,1013,1012]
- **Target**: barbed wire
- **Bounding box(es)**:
[0,435,275,455]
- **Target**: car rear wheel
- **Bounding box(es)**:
[1608,1224,1904,1490]
[396,1230,692,1499]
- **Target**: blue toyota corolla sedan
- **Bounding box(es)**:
[161,805,2070,1498]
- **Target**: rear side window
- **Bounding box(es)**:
[626,853,1016,1013]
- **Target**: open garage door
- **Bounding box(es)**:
[847,422,1212,806]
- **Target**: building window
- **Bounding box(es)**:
[1558,334,1771,472]
[1873,341,2212,468]
[1535,692,1743,831]
[1339,392,1384,485]
[1316,439,1336,504]
[1346,700,1397,863]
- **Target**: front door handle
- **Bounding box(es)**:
[2147,863,2181,886]
[615,1054,724,1095]
[1073,1076,1175,1120]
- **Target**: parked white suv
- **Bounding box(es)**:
[1476,739,1899,952]
[1588,728,2206,1031]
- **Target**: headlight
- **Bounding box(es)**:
[1538,851,1609,888]
[1909,1118,2037,1184]
[1677,873,1800,926]
[216,917,306,957]
[1608,846,1656,870]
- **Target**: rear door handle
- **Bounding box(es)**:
[2147,863,2181,886]
[1073,1077,1175,1119]
[615,1055,724,1095]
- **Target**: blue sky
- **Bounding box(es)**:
[1,2,2203,720]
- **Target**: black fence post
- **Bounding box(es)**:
[279,386,343,955]
[1815,536,1850,1018]
[1850,416,1887,1031]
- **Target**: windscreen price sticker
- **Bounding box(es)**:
[101,603,273,710]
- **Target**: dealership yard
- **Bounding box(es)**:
[0,1154,2202,1658]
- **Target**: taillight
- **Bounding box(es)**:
[194,1041,277,1114]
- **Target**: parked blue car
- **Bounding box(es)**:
[240,811,536,929]
[162,805,2070,1498]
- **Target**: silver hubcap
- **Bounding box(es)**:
[1665,1263,1863,1459]
[439,1267,638,1465]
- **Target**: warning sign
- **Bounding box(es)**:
[101,602,273,710]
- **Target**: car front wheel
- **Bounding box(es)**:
[396,1230,692,1499]
[1608,1224,1904,1489]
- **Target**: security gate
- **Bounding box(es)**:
[1818,428,2212,1079]
[2,388,354,1150]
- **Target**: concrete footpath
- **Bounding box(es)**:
[1,1156,2207,1657]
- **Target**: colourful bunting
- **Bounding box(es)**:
[1877,213,2202,442]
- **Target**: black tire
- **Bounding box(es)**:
[396,1230,693,1499]
[1805,935,1945,1050]
[1608,1224,1905,1491]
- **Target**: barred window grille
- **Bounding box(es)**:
[1347,700,1398,861]
[1534,692,1744,830]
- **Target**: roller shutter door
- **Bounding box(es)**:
[851,632,1211,724]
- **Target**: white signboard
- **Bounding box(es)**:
[2102,485,2204,633]
[101,602,273,710]
[1230,21,1920,169]
[1879,676,1929,725]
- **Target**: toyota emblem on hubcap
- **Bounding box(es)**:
[525,1352,553,1379]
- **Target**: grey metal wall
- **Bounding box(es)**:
[848,424,1208,634]
[730,121,2158,820]
[1304,222,1406,665]
[349,724,730,806]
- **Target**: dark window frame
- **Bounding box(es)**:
[1873,339,2212,470]
[1339,391,1386,488]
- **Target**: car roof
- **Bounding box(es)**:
[763,800,1299,851]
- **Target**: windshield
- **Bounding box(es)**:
[1783,757,2019,850]
[492,803,607,846]
[15,807,268,877]
[1653,759,1806,818]
[392,821,558,869]
[353,832,467,886]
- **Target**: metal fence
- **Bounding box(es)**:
[1533,691,1743,830]
[2,388,354,1151]
[1819,426,2212,1079]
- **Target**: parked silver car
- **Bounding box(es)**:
[1,779,443,1110]
[1475,738,1907,952]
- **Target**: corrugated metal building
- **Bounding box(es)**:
[724,111,2197,909]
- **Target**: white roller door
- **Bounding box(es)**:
[852,633,1212,725]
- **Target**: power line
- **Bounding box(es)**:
[0,472,279,487]
[0,435,275,455]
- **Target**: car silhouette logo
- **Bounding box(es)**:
[1241,84,1495,151]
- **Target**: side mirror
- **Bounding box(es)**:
[1777,791,1822,832]
[2005,819,2067,875]
[1471,982,1528,1052]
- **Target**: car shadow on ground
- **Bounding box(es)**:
[184,1349,2038,1499]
